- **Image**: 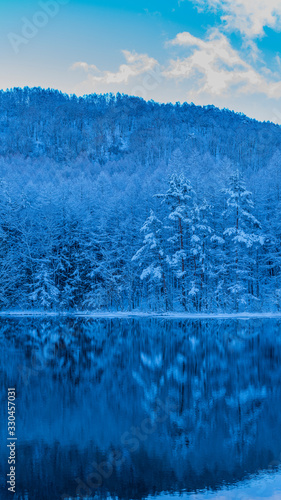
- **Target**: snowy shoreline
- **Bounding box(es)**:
[1,310,281,320]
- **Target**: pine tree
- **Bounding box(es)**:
[29,262,59,310]
[132,210,170,310]
[223,171,263,310]
[157,173,195,310]
[190,200,214,311]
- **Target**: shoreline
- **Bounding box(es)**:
[1,311,281,320]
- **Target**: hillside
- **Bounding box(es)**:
[0,87,281,312]
[1,87,281,169]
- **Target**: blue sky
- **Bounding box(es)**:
[2,0,281,122]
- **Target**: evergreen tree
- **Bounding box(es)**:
[132,210,169,310]
[223,171,263,310]
[157,174,195,310]
[29,262,59,310]
[190,200,214,311]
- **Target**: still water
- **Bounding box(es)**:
[1,317,281,500]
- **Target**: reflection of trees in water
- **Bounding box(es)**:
[1,318,281,500]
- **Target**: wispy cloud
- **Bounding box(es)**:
[70,62,99,72]
[165,29,281,98]
[71,51,158,85]
[189,0,281,39]
[70,31,281,123]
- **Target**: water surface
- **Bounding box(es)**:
[1,318,281,499]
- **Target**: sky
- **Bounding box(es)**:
[2,0,281,123]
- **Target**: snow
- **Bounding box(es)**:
[148,469,281,499]
[82,469,281,500]
[2,310,281,319]
[0,91,281,314]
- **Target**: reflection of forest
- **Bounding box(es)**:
[1,318,281,500]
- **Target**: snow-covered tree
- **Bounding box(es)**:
[190,200,215,311]
[29,262,59,310]
[132,210,169,310]
[223,171,263,310]
[157,173,195,310]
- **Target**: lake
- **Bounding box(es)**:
[1,317,281,500]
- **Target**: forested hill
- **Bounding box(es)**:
[1,87,281,313]
[1,87,280,171]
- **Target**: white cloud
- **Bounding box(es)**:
[70,62,99,72]
[165,29,281,98]
[71,51,158,85]
[70,34,281,123]
[189,0,281,39]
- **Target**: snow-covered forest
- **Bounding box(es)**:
[1,87,281,312]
